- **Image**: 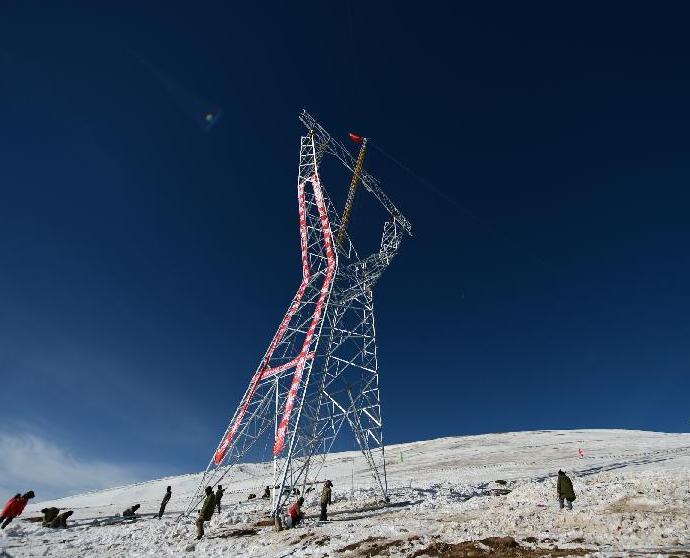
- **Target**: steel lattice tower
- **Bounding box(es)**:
[185,111,412,520]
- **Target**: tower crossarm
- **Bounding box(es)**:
[334,218,404,304]
[300,110,413,237]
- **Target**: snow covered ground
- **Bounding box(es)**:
[2,429,688,557]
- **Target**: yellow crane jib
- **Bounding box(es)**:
[337,133,368,247]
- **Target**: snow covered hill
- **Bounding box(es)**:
[2,429,689,557]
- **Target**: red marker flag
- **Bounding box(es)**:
[578,448,585,458]
[348,132,364,144]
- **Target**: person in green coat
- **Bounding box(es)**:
[47,510,74,528]
[41,507,60,526]
[319,480,332,521]
[42,507,74,528]
[196,486,216,539]
[556,470,576,510]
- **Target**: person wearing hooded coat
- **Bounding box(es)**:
[556,470,576,510]
[196,486,215,540]
[320,480,333,521]
[1,491,35,529]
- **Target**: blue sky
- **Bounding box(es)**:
[1,2,689,499]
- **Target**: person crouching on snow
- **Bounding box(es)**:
[286,497,304,528]
[41,507,60,526]
[196,486,216,540]
[122,504,140,517]
[42,508,74,528]
[557,470,576,510]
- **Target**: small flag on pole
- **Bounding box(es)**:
[348,132,364,144]
[578,448,585,458]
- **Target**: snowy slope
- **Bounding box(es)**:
[2,429,689,557]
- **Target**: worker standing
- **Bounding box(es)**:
[320,480,333,521]
[557,470,576,510]
[158,486,172,519]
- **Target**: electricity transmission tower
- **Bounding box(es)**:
[185,111,412,520]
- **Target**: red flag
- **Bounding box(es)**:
[348,132,364,144]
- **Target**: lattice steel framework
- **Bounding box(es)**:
[184,111,412,519]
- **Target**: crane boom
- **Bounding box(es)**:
[337,138,367,246]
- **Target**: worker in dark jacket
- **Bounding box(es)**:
[262,485,271,499]
[320,480,333,521]
[215,484,224,514]
[1,491,35,529]
[158,486,172,519]
[122,504,141,517]
[196,486,216,540]
[556,470,576,510]
[44,510,74,528]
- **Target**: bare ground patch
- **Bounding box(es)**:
[408,536,591,558]
[288,531,331,549]
[207,527,258,539]
[337,535,421,556]
[608,496,690,515]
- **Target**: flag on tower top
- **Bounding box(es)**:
[348,132,364,144]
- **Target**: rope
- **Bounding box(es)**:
[371,142,492,224]
[370,141,558,274]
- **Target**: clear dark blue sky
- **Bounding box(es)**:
[1,3,688,486]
